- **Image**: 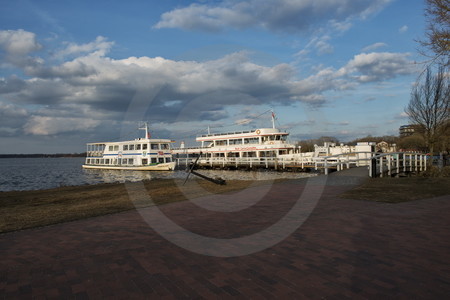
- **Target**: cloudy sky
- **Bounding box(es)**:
[1,0,426,153]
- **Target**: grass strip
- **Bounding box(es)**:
[0,179,277,234]
[340,177,450,203]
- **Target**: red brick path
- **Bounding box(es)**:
[1,169,450,298]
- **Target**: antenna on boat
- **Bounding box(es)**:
[271,110,276,129]
[139,122,150,139]
[207,126,210,135]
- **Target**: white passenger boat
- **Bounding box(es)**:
[172,112,301,163]
[82,123,176,171]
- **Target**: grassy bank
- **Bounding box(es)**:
[0,179,276,234]
[340,176,450,203]
[3,175,449,234]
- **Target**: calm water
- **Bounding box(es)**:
[0,157,315,192]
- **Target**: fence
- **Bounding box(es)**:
[175,151,428,178]
[368,152,428,178]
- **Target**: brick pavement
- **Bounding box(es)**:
[1,168,450,299]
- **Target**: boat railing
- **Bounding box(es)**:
[197,130,255,138]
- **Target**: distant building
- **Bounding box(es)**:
[376,141,397,153]
[399,124,420,137]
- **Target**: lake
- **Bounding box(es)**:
[0,157,315,192]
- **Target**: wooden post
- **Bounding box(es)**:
[415,154,418,172]
[370,155,377,178]
[396,153,400,175]
[387,155,391,176]
[379,156,383,178]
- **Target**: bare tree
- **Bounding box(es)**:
[406,66,450,155]
[420,0,450,66]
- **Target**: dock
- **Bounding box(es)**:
[175,151,428,177]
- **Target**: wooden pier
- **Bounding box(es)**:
[175,151,428,177]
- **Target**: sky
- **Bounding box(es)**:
[0,0,428,154]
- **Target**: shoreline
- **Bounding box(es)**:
[0,178,286,234]
[2,175,449,235]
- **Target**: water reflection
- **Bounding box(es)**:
[82,169,177,183]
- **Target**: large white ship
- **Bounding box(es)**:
[172,112,301,165]
[82,123,176,171]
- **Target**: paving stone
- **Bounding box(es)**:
[1,169,449,298]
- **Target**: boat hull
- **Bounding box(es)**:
[82,162,176,171]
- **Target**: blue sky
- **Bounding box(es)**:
[0,0,427,153]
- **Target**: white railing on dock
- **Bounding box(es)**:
[368,152,427,178]
[175,151,428,178]
[317,151,373,175]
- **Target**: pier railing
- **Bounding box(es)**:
[368,152,427,178]
[175,151,428,177]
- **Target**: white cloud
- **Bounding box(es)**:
[1,34,417,138]
[0,29,41,56]
[0,29,42,68]
[399,25,408,33]
[294,34,334,58]
[398,111,409,119]
[0,102,27,117]
[312,35,334,55]
[56,36,114,58]
[338,52,416,82]
[0,102,29,136]
[362,42,387,52]
[23,116,100,135]
[154,0,394,33]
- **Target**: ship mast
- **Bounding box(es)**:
[271,110,275,129]
[139,122,150,139]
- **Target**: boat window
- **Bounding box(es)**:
[142,158,148,165]
[166,157,171,162]
[105,159,110,164]
[129,145,135,151]
[161,144,169,150]
[151,158,157,163]
[129,158,134,165]
[158,158,164,163]
[244,138,259,144]
[142,144,148,150]
[114,145,119,151]
[229,139,243,145]
[136,144,141,150]
[215,140,227,146]
[151,143,159,150]
[108,146,113,151]
[123,145,128,151]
